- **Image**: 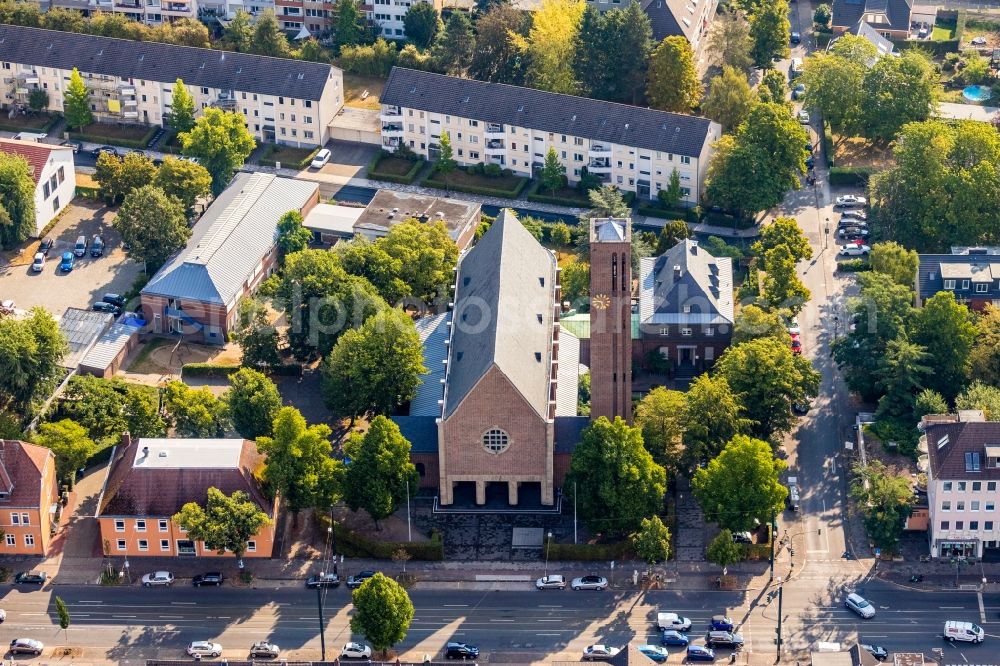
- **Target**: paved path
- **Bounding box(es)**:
[936,101,999,122]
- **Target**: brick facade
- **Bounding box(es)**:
[588,219,632,423]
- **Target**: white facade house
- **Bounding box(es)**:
[370,0,443,39]
[923,411,1000,560]
[0,139,75,237]
[49,0,199,25]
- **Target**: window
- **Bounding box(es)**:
[57,166,64,183]
[53,197,59,212]
[944,481,953,491]
[659,327,669,335]
[971,521,980,530]
[136,519,146,532]
[680,155,691,164]
[305,116,312,124]
[680,187,691,197]
[966,452,981,472]
[977,283,989,293]
[24,534,34,547]
[483,428,510,454]
[305,100,312,108]
[987,521,995,530]
[705,327,715,336]
[942,501,951,511]
[974,482,982,491]
[470,120,478,127]
[138,539,149,551]
[957,501,966,511]
[963,279,971,290]
[956,521,965,529]
[973,501,981,511]
[4,534,13,546]
[990,482,998,491]
[159,519,168,532]
[959,482,967,491]
[114,519,125,532]
[42,182,50,199]
[20,513,28,525]
[160,539,170,551]
[989,502,996,511]
[247,541,257,552]
[681,328,692,336]
[944,279,957,290]
[941,521,950,530]
[116,539,126,550]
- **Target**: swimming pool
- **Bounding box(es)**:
[963,85,993,102]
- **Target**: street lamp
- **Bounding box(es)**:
[544,531,553,576]
[824,218,830,250]
[316,570,327,661]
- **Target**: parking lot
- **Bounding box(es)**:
[0,198,142,317]
[309,140,378,179]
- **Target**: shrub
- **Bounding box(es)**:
[483,163,502,177]
[822,120,835,168]
[367,151,424,185]
[68,124,158,149]
[318,514,444,560]
[836,258,871,272]
[943,52,961,72]
[181,363,241,378]
[76,185,101,200]
[956,10,968,43]
[829,166,875,186]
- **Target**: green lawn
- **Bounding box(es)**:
[536,185,591,204]
[371,156,418,176]
[433,168,525,192]
[266,144,317,163]
[933,19,956,40]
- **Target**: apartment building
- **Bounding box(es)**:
[96,435,278,558]
[370,0,440,39]
[48,0,198,24]
[587,0,718,60]
[0,25,343,146]
[199,0,275,19]
[379,67,720,205]
[923,411,1000,560]
[0,138,76,237]
[0,440,59,557]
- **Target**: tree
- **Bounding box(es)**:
[813,3,832,27]
[234,299,281,369]
[97,152,157,203]
[850,460,914,553]
[702,66,756,134]
[681,375,750,474]
[432,11,476,76]
[541,147,566,193]
[874,334,930,432]
[113,185,190,270]
[173,487,271,562]
[588,184,629,217]
[561,261,590,304]
[647,36,702,113]
[181,108,256,196]
[566,417,667,534]
[733,304,787,344]
[153,156,212,211]
[469,3,529,84]
[321,308,426,420]
[336,0,365,53]
[715,336,820,441]
[63,375,166,442]
[34,419,94,483]
[693,435,787,532]
[257,407,342,514]
[707,10,754,74]
[298,38,329,63]
[635,387,687,475]
[631,515,671,565]
[707,530,744,572]
[350,573,415,654]
[870,241,919,287]
[55,596,70,638]
[550,222,572,248]
[378,218,460,304]
[93,153,124,202]
[163,380,229,438]
[161,17,211,48]
[971,305,1000,385]
[526,0,585,94]
[759,68,787,104]
[912,291,975,401]
[170,79,196,133]
[801,45,869,132]
[956,381,1000,420]
[225,368,282,440]
[250,9,291,57]
[343,416,418,526]
[761,245,810,313]
[0,308,67,413]
[403,2,442,50]
[335,238,407,305]
[752,216,812,262]
[656,218,689,254]
[0,152,36,249]
[860,50,936,143]
[436,130,456,189]
[64,67,92,132]
[915,388,948,419]
[42,7,86,33]
[750,0,790,68]
[574,2,652,103]
[224,9,254,51]
[28,87,48,113]
[276,210,312,264]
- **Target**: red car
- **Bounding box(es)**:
[790,333,802,355]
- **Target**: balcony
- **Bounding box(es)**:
[382,137,401,149]
[485,140,505,155]
[587,160,612,174]
[212,91,238,109]
[588,144,611,157]
[16,73,39,86]
[115,0,142,7]
[162,1,193,13]
[380,106,402,122]
[485,123,505,138]
[122,110,140,118]
[381,123,404,137]
[118,84,136,96]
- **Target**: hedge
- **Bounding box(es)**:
[423,172,529,198]
[76,185,101,200]
[85,443,116,469]
[367,153,424,185]
[318,516,444,560]
[259,144,323,170]
[836,258,871,272]
[892,38,959,55]
[68,124,159,149]
[637,204,685,220]
[822,120,835,168]
[829,166,875,186]
[956,9,968,43]
[181,363,241,378]
[269,363,304,377]
[547,539,632,561]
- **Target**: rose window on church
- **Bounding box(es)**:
[482,428,510,454]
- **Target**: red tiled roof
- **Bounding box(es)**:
[0,138,64,186]
[0,440,55,508]
[98,435,272,518]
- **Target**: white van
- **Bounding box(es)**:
[789,58,804,79]
[12,132,47,143]
[944,620,984,643]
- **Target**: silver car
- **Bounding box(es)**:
[141,571,174,587]
[571,575,608,590]
[845,592,876,618]
[186,641,222,658]
[536,574,566,590]
[9,639,43,655]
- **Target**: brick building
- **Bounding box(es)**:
[588,218,632,423]
[0,440,59,557]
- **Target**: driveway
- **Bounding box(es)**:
[0,198,142,316]
[312,140,378,180]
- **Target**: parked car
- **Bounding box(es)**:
[792,84,806,100]
[792,401,811,415]
[797,110,810,124]
[311,148,332,169]
[710,615,735,632]
[731,531,753,544]
[61,140,82,153]
[13,571,46,585]
[536,574,566,590]
[91,145,119,158]
[805,155,815,169]
[192,572,224,587]
[39,237,54,255]
[790,31,801,44]
[845,592,876,618]
[346,570,377,589]
[89,235,104,257]
[571,575,608,590]
[706,631,744,649]
[58,252,74,272]
[9,639,43,655]
[129,149,145,156]
[862,644,888,661]
[839,242,871,257]
[445,642,480,659]
[91,301,121,315]
[141,571,174,587]
[786,317,801,335]
[305,573,340,589]
[686,645,716,662]
[186,641,223,658]
[340,642,373,659]
[637,645,669,663]
[73,235,87,257]
[790,333,802,355]
[944,620,985,643]
[655,612,692,632]
[835,195,867,208]
[103,293,127,308]
[971,36,988,46]
[31,252,44,272]
[838,226,869,238]
[249,641,280,658]
[582,645,620,661]
[787,476,800,511]
[660,630,690,646]
[839,209,868,222]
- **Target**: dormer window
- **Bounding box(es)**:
[966,452,981,472]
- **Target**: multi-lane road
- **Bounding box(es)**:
[0,583,997,662]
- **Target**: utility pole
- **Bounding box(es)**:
[316,577,327,661]
[406,480,412,542]
[776,583,784,662]
[769,512,776,582]
[574,481,578,545]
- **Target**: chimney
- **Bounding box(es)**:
[690,240,699,254]
[141,446,149,458]
[673,265,682,280]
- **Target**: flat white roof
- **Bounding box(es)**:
[304,202,365,235]
[133,438,243,469]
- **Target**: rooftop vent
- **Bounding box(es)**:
[462,96,470,103]
[236,67,242,74]
[673,265,682,279]
[142,446,149,457]
[138,54,143,61]
[517,105,525,112]
[220,53,225,61]
[158,450,168,458]
[410,86,417,93]
[200,62,206,69]
[937,434,950,449]
[298,73,305,80]
[97,49,103,56]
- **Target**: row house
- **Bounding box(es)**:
[916,247,1000,311]
[379,67,721,205]
[0,25,343,147]
[96,436,278,558]
[48,0,198,24]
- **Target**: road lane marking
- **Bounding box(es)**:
[158,616,184,619]
[940,606,966,609]
[540,605,563,608]
[443,604,468,607]
[537,633,562,636]
[78,601,103,604]
[538,619,562,622]
[979,593,986,623]
[112,615,136,618]
[170,602,197,605]
[490,619,516,622]
[865,635,888,638]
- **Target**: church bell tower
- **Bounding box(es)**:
[588,218,632,423]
